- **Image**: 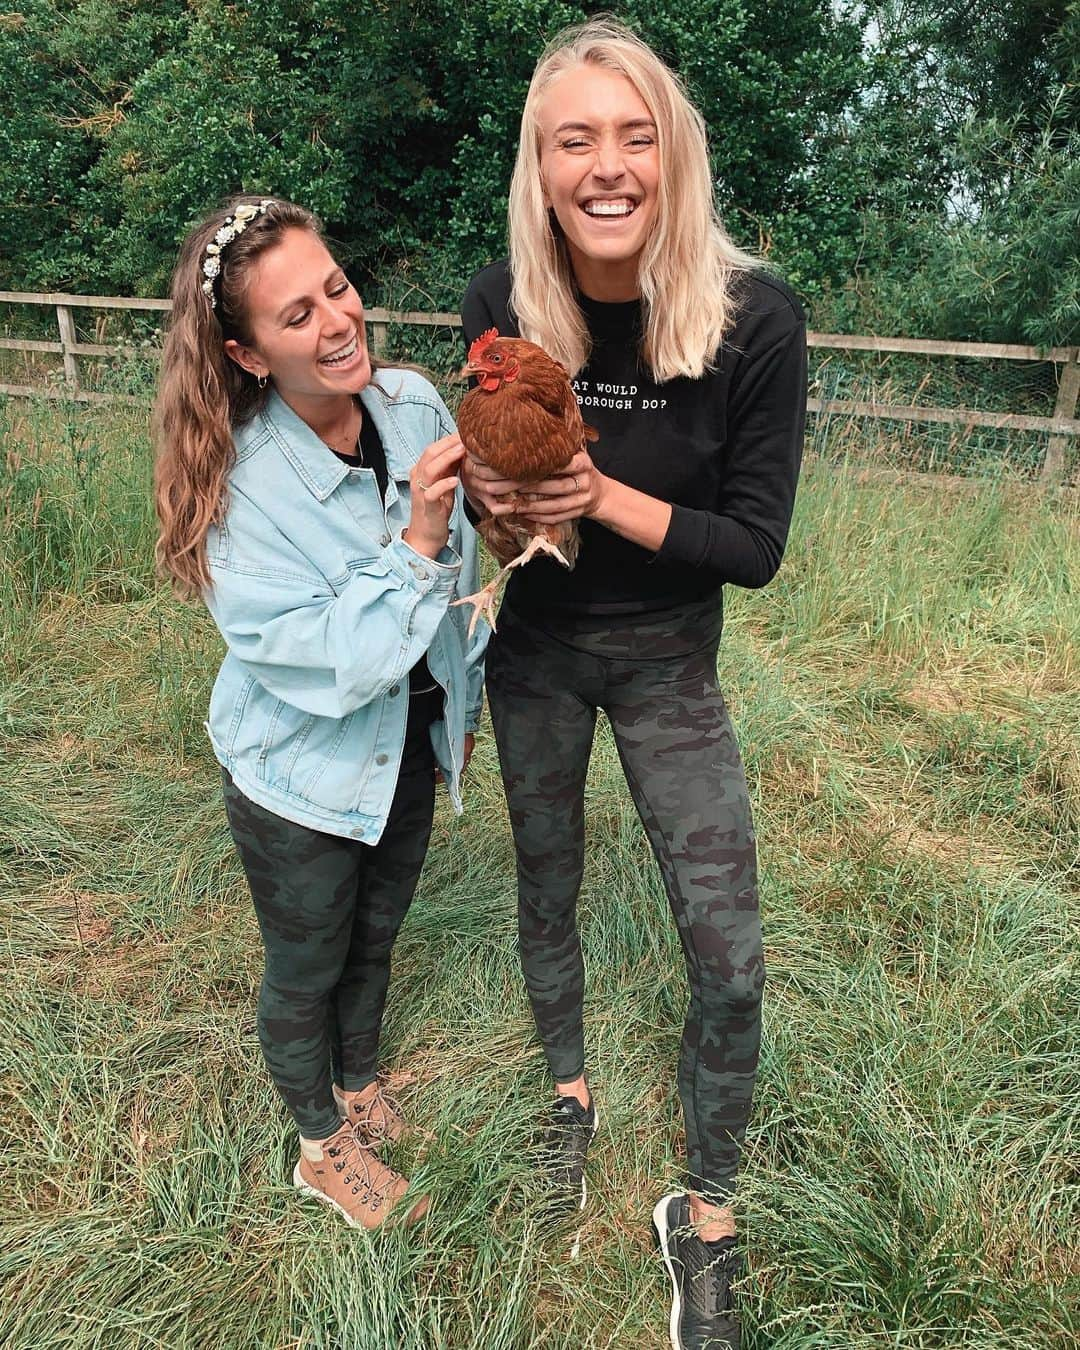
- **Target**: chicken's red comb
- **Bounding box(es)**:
[467,327,500,362]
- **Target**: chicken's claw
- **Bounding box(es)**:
[452,576,506,638]
[453,536,573,635]
[504,534,572,571]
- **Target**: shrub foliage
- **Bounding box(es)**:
[1,1,1077,342]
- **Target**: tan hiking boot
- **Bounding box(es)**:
[333,1080,408,1147]
[293,1121,428,1230]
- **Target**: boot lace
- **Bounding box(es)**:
[325,1128,398,1214]
[350,1083,405,1143]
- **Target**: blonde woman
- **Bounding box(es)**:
[461,18,806,1348]
[155,197,485,1230]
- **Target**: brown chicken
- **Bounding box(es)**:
[452,328,597,634]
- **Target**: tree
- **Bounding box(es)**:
[822,1,1080,342]
[1,1,869,306]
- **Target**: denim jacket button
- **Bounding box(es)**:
[375,753,389,766]
[389,684,400,697]
[380,534,391,547]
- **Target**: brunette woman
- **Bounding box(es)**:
[155,197,486,1230]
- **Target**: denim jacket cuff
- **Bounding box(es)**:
[387,536,462,595]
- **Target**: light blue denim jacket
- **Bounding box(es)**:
[203,371,487,842]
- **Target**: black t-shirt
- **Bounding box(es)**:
[460,260,807,617]
[333,407,436,695]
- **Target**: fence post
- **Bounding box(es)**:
[371,321,388,358]
[1042,348,1079,482]
[55,304,80,393]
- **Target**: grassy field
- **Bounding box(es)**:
[0,394,1076,1348]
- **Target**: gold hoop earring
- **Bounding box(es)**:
[257,374,268,389]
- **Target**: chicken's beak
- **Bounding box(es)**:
[454,361,479,384]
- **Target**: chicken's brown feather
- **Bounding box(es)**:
[459,335,594,574]
[459,394,578,481]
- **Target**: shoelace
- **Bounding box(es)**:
[544,1101,591,1169]
[685,1235,738,1318]
[325,1129,394,1211]
[358,1085,405,1141]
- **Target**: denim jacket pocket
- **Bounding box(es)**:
[295,712,355,803]
[255,701,322,790]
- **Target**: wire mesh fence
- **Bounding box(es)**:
[807,347,1069,478]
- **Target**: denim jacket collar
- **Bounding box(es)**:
[259,384,418,505]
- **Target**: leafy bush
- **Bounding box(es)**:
[1,1,1076,342]
[1,1,866,302]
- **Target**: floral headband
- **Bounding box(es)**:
[201,199,275,308]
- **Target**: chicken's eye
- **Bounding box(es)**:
[490,354,503,364]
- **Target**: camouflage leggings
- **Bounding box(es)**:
[222,692,438,1139]
[487,599,762,1204]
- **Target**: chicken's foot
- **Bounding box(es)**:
[452,534,573,636]
[451,573,509,638]
[503,533,573,571]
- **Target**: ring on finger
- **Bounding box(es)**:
[417,480,429,491]
[572,474,581,491]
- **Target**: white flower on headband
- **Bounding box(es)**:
[202,199,275,308]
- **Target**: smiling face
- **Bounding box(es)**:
[224,227,371,417]
[537,63,660,301]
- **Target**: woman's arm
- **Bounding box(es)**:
[426,389,489,733]
[207,525,463,721]
[207,438,467,720]
[451,485,489,733]
[520,323,807,588]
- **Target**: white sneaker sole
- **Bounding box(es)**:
[293,1162,369,1231]
[568,1103,600,1259]
[578,1101,600,1209]
[652,1193,684,1350]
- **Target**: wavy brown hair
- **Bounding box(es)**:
[154,197,335,595]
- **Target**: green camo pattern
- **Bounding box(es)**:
[221,702,436,1140]
[487,599,762,1204]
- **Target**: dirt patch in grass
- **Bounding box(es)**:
[903,677,967,715]
[68,888,133,946]
[903,667,1075,720]
[886,823,1017,875]
[73,934,168,1002]
[127,1088,184,1167]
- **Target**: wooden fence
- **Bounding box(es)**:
[2,290,1078,481]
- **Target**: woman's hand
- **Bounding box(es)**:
[460,454,527,518]
[403,434,466,559]
[435,732,476,786]
[524,449,674,551]
[519,449,608,525]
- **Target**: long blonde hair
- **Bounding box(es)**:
[153,197,379,596]
[508,16,759,382]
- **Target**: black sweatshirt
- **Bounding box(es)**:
[461,260,806,617]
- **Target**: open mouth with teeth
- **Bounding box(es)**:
[581,198,638,218]
[319,333,360,367]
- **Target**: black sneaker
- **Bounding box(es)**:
[540,1093,598,1215]
[653,1193,742,1350]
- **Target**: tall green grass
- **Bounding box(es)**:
[1,396,1076,1347]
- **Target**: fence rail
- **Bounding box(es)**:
[2,290,1077,480]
